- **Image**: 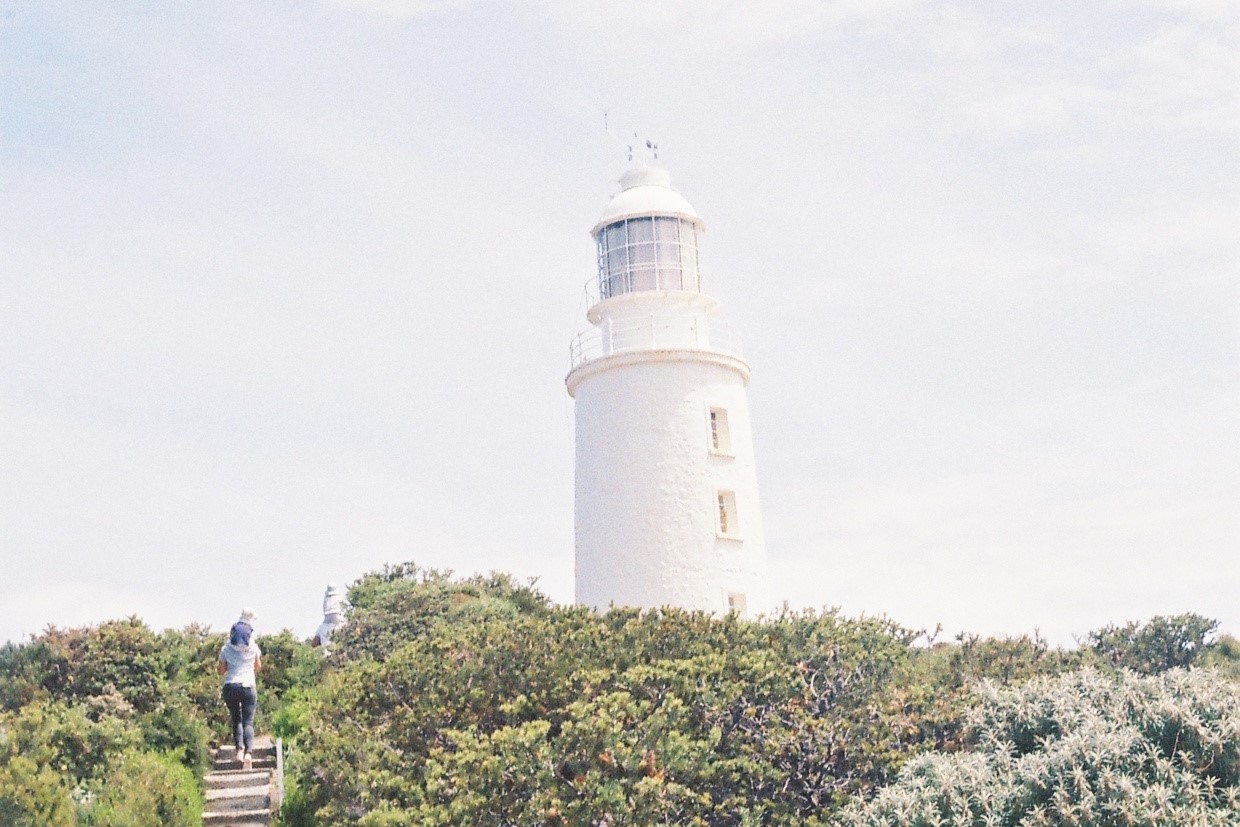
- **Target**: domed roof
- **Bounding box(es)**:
[590,164,703,235]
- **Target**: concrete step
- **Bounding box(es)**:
[214,746,276,762]
[213,757,277,771]
[205,782,271,812]
[203,807,271,826]
[215,741,276,755]
[206,769,271,790]
[205,735,278,827]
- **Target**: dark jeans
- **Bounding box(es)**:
[222,683,257,753]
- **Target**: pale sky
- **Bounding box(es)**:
[2,0,1237,647]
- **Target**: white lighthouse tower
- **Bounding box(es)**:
[567,161,772,617]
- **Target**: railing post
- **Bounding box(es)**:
[275,737,285,810]
[605,318,613,354]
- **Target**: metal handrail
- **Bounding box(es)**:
[273,737,285,811]
[569,314,743,371]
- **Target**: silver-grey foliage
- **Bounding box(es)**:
[838,668,1240,826]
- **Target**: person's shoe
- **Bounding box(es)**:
[243,753,253,769]
[235,747,244,762]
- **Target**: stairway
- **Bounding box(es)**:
[203,737,280,826]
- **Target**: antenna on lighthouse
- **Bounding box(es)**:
[603,113,639,163]
[626,134,659,165]
[602,115,659,166]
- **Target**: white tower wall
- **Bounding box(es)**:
[568,163,773,618]
[571,354,770,615]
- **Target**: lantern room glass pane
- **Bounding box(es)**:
[605,222,626,250]
[628,217,654,243]
[629,248,657,291]
[681,228,699,290]
[607,245,627,275]
[656,241,682,288]
[655,216,679,242]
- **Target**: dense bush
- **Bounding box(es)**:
[84,748,203,827]
[1201,634,1240,680]
[0,698,202,826]
[1084,613,1219,673]
[1,564,1235,826]
[282,565,1117,826]
[0,700,141,785]
[251,629,324,729]
[0,755,75,827]
[838,668,1240,826]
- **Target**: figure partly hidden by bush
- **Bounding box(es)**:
[312,583,349,651]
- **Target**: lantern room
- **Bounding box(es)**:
[590,165,705,300]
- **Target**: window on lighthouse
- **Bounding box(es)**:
[709,407,733,455]
[597,216,702,299]
[717,490,739,538]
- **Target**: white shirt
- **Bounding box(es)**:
[219,642,262,687]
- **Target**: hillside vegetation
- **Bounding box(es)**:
[1,562,1236,826]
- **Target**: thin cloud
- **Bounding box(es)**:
[1135,0,1240,24]
[528,0,922,53]
[320,0,472,19]
[962,83,1115,138]
[1122,23,1240,133]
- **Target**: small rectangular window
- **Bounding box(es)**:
[717,490,738,537]
[727,592,747,615]
[708,407,732,455]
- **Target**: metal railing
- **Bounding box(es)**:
[581,271,706,307]
[569,314,743,371]
[274,737,285,812]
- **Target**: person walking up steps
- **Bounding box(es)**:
[218,607,262,768]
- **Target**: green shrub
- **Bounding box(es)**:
[272,690,312,741]
[251,630,322,732]
[39,619,170,714]
[0,700,142,785]
[1085,613,1219,673]
[838,668,1240,826]
[288,567,935,825]
[0,756,75,827]
[3,563,1234,826]
[137,698,211,776]
[1200,633,1240,680]
[157,624,227,727]
[0,638,59,712]
[83,749,203,827]
[275,757,318,827]
[331,564,553,664]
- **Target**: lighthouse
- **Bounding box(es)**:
[567,161,772,617]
